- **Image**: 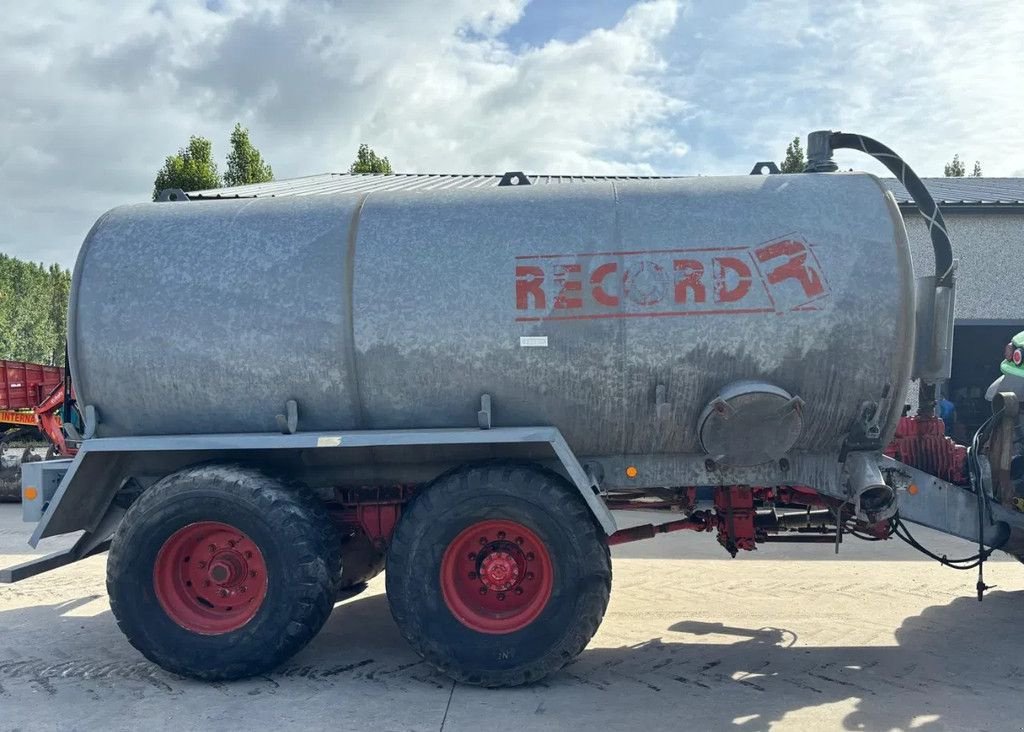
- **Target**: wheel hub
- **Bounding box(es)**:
[440,519,553,634]
[479,550,519,591]
[153,521,269,635]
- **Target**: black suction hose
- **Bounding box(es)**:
[807,131,955,286]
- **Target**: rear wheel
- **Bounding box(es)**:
[107,464,341,680]
[386,463,611,687]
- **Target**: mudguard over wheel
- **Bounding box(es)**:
[386,463,611,687]
[106,464,341,680]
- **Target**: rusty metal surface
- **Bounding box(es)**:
[71,172,915,490]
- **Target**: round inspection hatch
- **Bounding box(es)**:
[698,381,804,468]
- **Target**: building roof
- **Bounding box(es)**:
[188,172,1024,209]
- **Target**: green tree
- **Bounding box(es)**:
[971,160,983,177]
[780,136,805,173]
[152,136,221,200]
[944,154,965,177]
[224,123,274,187]
[349,143,392,174]
[46,263,71,365]
[0,255,69,365]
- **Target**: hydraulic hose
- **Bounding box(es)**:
[806,131,955,286]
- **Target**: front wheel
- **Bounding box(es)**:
[107,464,341,680]
[386,463,611,687]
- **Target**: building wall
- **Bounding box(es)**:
[899,211,1023,417]
[902,212,1024,321]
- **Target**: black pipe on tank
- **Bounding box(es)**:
[805,131,954,286]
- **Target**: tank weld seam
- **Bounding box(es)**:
[346,193,371,429]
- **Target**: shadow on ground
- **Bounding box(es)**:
[1,581,1022,730]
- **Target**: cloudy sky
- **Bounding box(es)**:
[2,0,1023,267]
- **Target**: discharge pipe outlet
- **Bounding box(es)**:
[845,451,897,523]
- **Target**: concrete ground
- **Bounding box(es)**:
[2,505,1023,732]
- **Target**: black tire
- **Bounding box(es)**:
[0,430,35,503]
[386,462,611,687]
[0,476,19,503]
[107,464,341,680]
[338,532,386,590]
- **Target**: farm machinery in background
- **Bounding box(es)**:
[0,359,78,500]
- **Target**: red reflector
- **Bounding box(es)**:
[1014,348,1023,366]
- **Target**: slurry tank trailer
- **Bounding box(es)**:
[4,131,1024,687]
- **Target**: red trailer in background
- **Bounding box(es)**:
[0,358,76,460]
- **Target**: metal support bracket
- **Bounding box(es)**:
[498,171,530,187]
[477,394,492,430]
[0,504,124,583]
[276,399,299,434]
[156,188,190,202]
[655,384,671,420]
[749,162,780,175]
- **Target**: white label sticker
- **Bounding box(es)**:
[316,436,343,447]
[519,336,549,348]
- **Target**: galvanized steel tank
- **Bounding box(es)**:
[69,174,915,465]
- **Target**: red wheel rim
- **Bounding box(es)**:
[440,519,554,634]
[153,521,269,635]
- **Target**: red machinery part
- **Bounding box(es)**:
[0,360,63,411]
[153,521,269,635]
[714,486,757,555]
[439,519,554,634]
[34,382,76,457]
[0,359,76,458]
[884,415,967,485]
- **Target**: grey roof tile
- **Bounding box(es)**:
[188,172,1024,207]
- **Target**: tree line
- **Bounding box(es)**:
[0,255,71,365]
[152,125,392,199]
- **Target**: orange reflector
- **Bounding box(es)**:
[23,486,38,501]
[625,466,638,479]
[907,484,919,496]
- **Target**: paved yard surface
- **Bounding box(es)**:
[2,504,1024,731]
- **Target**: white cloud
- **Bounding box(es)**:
[0,0,685,266]
[673,1,1024,180]
[2,0,1022,269]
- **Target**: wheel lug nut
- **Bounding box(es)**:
[479,587,488,595]
[250,570,258,578]
[516,537,524,545]
[245,551,253,559]
[515,587,524,595]
[467,553,476,560]
[479,537,487,545]
[219,589,229,598]
[526,572,535,580]
[197,561,207,569]
[497,592,506,601]
[497,531,506,539]
[240,586,247,593]
[526,552,535,561]
[208,544,216,553]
